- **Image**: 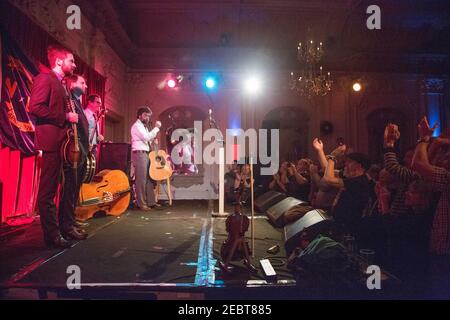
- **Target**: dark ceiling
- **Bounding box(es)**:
[75,0,450,74]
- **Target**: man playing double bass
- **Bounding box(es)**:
[29,45,80,248]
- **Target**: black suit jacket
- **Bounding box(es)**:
[72,98,89,158]
[29,71,68,152]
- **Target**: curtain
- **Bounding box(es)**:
[0,1,106,223]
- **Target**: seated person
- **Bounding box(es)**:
[268,162,289,194]
[286,160,310,202]
[234,164,253,204]
[225,161,238,203]
[172,128,198,174]
[296,158,313,178]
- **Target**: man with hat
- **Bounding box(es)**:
[322,145,371,238]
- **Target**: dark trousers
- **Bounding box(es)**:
[131,151,156,208]
[37,151,85,240]
[37,151,63,240]
[58,158,86,233]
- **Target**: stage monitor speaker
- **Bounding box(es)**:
[266,197,307,228]
[98,143,131,176]
[284,209,333,255]
[255,191,287,213]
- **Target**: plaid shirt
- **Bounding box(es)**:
[384,149,421,215]
[430,167,450,255]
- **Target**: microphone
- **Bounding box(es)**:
[208,109,212,128]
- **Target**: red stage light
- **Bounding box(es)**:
[167,79,176,88]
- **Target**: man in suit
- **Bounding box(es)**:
[60,74,90,239]
[83,94,104,155]
[29,44,78,248]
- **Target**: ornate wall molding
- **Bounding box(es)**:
[422,78,444,94]
[126,73,145,87]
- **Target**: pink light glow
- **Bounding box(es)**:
[167,79,176,88]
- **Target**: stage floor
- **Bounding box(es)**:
[0,200,299,299]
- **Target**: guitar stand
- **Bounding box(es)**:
[155,177,173,206]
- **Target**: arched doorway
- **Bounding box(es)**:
[261,106,309,163]
[159,106,207,176]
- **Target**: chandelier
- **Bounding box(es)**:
[289,40,332,98]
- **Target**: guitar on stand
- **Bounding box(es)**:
[148,123,173,205]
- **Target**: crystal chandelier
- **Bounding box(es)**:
[289,40,332,98]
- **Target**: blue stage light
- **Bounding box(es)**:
[205,77,216,89]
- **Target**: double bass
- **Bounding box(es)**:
[75,169,131,221]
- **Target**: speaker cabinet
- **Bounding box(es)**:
[255,191,287,213]
[266,197,307,227]
[98,143,131,176]
[284,209,333,255]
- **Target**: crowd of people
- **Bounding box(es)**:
[225,117,449,297]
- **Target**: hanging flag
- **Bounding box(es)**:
[0,28,38,155]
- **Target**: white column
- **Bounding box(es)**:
[219,146,225,215]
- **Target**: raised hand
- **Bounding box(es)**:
[312,138,324,151]
[417,116,438,140]
[384,123,400,147]
[330,144,346,158]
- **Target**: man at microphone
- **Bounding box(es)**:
[131,106,162,211]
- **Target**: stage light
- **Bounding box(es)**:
[167,79,177,88]
[352,82,362,92]
[244,76,262,95]
[205,77,216,89]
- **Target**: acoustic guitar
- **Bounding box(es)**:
[149,141,173,181]
[75,169,131,221]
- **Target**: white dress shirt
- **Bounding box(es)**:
[131,119,159,152]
